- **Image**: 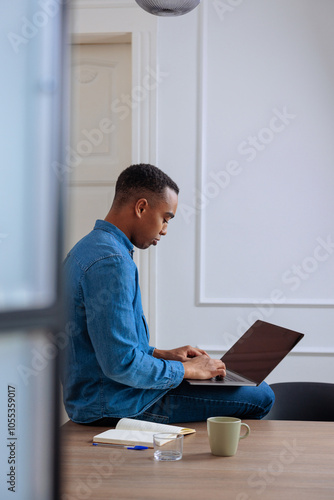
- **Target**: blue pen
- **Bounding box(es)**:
[93,443,149,450]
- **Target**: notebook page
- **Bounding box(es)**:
[116,418,195,435]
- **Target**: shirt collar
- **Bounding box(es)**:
[93,219,134,258]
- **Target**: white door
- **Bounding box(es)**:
[67,38,132,252]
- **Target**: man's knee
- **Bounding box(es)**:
[257,382,275,418]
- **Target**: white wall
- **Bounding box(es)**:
[71,0,334,385]
[155,0,334,384]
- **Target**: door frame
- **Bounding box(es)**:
[71,0,158,343]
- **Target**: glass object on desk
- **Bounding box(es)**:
[153,433,183,461]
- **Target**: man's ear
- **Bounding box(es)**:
[134,198,149,218]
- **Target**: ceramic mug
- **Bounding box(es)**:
[207,416,250,456]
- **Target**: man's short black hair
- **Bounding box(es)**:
[113,164,179,207]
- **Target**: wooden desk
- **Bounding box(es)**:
[61,420,334,500]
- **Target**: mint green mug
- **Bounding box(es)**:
[207,416,250,456]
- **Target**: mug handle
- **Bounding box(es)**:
[239,423,250,440]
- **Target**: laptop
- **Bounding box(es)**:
[186,320,304,386]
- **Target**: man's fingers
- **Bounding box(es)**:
[182,355,227,380]
[197,348,209,356]
[186,346,209,358]
[216,367,226,378]
[213,360,226,377]
[213,359,226,369]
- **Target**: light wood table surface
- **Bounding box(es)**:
[61,419,334,500]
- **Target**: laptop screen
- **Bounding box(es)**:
[221,320,304,383]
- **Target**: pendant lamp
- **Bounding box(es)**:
[135,0,200,17]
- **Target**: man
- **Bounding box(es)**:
[62,164,274,425]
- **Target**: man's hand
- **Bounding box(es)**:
[153,345,208,363]
[182,355,226,380]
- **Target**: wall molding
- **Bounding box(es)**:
[72,1,137,9]
[197,345,334,357]
[131,29,157,345]
[69,180,116,187]
[198,298,334,307]
[195,0,209,307]
[195,2,334,308]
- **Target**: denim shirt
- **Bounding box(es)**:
[61,220,184,423]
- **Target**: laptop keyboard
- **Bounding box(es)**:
[217,371,245,383]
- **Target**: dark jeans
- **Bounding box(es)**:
[82,381,275,426]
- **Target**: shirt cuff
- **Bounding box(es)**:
[167,360,185,389]
[148,346,155,356]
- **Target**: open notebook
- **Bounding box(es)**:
[93,418,196,448]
